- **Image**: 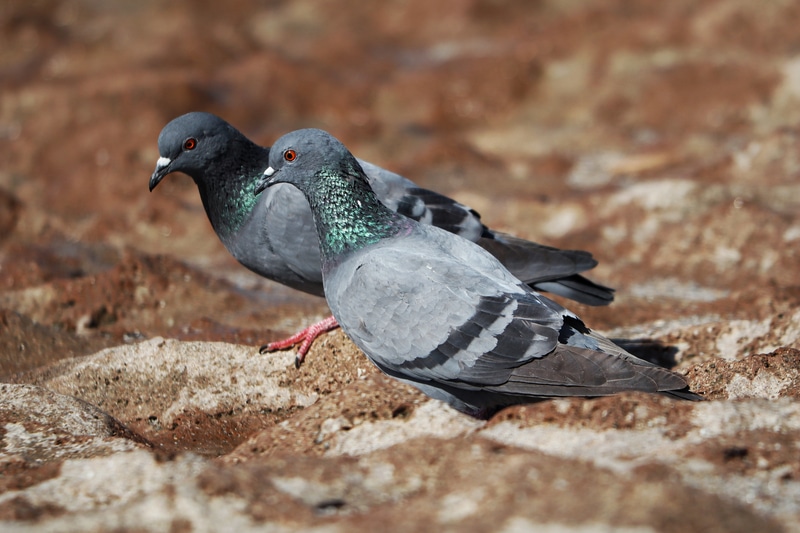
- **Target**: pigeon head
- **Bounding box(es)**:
[255,128,367,196]
[149,112,243,191]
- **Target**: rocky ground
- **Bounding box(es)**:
[2,0,800,531]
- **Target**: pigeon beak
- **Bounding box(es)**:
[254,166,278,195]
[149,157,172,191]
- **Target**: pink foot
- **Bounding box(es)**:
[260,315,340,368]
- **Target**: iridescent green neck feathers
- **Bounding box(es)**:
[305,166,410,259]
[209,166,261,238]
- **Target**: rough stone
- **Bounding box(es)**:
[2,0,800,531]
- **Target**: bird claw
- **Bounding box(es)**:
[259,315,340,368]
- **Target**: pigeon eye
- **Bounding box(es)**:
[284,149,297,162]
[183,138,197,151]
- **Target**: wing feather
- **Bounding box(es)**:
[325,231,565,385]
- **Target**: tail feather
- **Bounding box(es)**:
[663,389,704,401]
[478,232,615,306]
[533,276,615,306]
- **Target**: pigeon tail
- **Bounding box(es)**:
[477,233,614,306]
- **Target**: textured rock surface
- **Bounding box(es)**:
[1,1,799,531]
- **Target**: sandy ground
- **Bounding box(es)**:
[1,1,799,531]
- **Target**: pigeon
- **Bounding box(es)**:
[150,112,613,365]
[255,128,700,417]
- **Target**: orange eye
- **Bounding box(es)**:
[183,138,197,151]
[284,149,297,162]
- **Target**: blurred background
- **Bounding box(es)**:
[2,2,800,529]
[2,0,799,373]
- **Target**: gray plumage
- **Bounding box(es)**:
[150,112,613,304]
[257,128,700,417]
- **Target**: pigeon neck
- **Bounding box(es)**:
[306,167,412,261]
[198,142,269,240]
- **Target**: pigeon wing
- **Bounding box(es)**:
[326,234,566,386]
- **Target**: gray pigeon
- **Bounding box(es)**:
[256,128,699,417]
[150,112,613,364]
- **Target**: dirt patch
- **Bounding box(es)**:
[2,0,800,530]
[686,347,800,400]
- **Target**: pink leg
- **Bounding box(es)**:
[260,315,340,368]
